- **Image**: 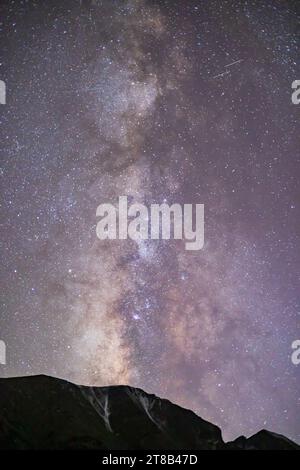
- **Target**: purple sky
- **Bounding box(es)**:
[0,0,299,442]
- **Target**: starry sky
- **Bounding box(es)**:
[0,0,299,443]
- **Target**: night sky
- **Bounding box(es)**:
[0,0,299,443]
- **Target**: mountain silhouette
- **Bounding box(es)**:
[0,375,298,450]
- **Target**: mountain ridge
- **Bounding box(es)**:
[0,374,298,450]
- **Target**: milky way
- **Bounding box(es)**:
[0,0,299,442]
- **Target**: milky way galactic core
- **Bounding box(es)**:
[0,0,299,443]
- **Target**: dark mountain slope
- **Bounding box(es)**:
[0,375,298,450]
